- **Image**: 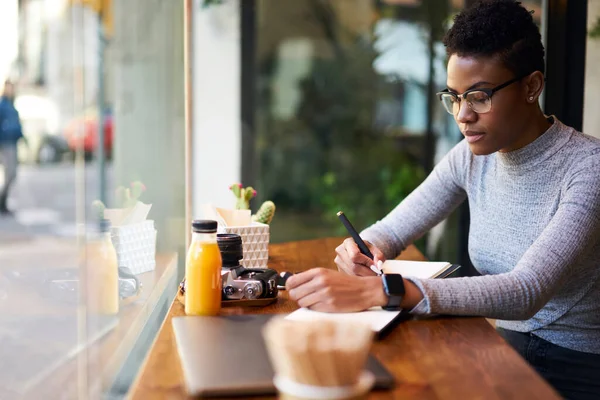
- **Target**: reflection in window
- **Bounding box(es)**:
[254,0,461,251]
[0,0,185,398]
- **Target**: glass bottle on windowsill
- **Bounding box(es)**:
[84,219,120,315]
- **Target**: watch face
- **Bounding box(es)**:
[383,274,405,296]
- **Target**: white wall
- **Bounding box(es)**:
[191,0,241,214]
[584,1,600,138]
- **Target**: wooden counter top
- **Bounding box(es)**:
[129,238,560,400]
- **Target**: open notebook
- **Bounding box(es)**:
[380,260,459,279]
[286,260,460,338]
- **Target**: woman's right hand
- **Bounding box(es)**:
[334,238,386,276]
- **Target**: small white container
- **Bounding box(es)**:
[110,220,157,275]
[219,221,269,268]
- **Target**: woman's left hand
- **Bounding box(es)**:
[286,268,387,313]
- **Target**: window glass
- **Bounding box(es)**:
[0,0,185,398]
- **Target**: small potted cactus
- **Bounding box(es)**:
[92,181,157,275]
[92,180,148,222]
[229,183,276,225]
[221,183,276,269]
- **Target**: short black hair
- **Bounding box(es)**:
[443,0,545,76]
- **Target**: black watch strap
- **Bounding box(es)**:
[383,293,403,310]
[381,273,405,311]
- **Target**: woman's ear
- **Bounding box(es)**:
[524,71,545,103]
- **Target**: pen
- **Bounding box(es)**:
[337,211,382,275]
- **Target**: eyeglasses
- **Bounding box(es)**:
[436,75,526,115]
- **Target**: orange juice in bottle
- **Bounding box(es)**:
[185,220,222,316]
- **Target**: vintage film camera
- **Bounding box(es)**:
[217,234,278,304]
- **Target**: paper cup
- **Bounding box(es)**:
[274,371,375,400]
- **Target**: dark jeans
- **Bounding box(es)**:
[497,327,600,400]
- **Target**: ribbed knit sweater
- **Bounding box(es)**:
[361,118,600,354]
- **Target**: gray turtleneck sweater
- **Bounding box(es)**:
[361,118,600,354]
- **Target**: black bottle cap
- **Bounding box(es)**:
[98,218,111,233]
[191,219,218,233]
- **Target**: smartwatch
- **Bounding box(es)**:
[381,274,405,311]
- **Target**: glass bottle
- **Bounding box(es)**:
[85,219,119,315]
[185,220,222,316]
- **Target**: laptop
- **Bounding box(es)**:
[172,314,395,397]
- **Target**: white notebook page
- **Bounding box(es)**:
[381,260,452,279]
[285,260,452,332]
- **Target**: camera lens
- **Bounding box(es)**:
[217,234,243,268]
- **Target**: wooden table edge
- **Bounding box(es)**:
[126,292,178,399]
[103,253,179,390]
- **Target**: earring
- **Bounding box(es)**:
[529,96,534,101]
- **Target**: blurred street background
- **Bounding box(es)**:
[0,0,112,244]
[0,163,113,240]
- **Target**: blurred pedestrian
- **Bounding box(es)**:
[0,80,26,215]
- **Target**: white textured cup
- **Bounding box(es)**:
[273,371,375,400]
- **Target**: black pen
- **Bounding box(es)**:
[337,211,382,275]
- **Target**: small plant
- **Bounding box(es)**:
[92,180,147,219]
[229,183,276,224]
[252,201,276,225]
[114,181,147,209]
[229,183,257,210]
[91,199,106,220]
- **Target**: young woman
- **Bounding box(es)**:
[286,1,600,398]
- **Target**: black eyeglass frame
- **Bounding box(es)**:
[436,74,530,114]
